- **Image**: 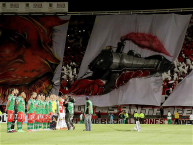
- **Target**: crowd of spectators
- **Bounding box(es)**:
[162,58,193,96]
[60,16,96,94]
[162,20,193,97]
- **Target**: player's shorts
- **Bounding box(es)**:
[33,111,36,121]
[22,113,25,122]
[39,114,43,123]
[49,112,53,122]
[17,112,23,122]
[59,113,65,120]
[28,113,34,123]
[35,114,40,122]
[7,110,14,122]
[39,114,42,123]
[41,114,44,123]
[43,114,49,123]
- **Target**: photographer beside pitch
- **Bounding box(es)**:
[63,95,76,131]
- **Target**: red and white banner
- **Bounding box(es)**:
[71,14,191,106]
[163,71,193,106]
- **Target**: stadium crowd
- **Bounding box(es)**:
[162,22,193,98]
[60,16,95,94]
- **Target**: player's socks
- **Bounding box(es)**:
[19,122,22,130]
[33,122,35,129]
[38,123,40,129]
[7,122,12,131]
[27,123,30,130]
[31,123,33,130]
[28,123,32,130]
[31,123,34,130]
[29,123,31,130]
[17,122,22,130]
[36,122,38,129]
[36,122,39,129]
[47,122,50,129]
[34,122,36,129]
[43,123,46,129]
[11,121,15,130]
[46,124,50,130]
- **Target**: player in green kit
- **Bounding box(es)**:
[17,92,26,132]
[34,94,41,131]
[11,88,19,133]
[27,92,37,132]
[48,95,53,130]
[33,94,37,131]
[42,94,47,130]
[21,92,26,130]
[44,96,49,130]
[39,94,44,130]
[5,88,16,133]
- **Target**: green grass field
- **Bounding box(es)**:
[0,123,193,145]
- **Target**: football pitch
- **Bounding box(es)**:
[0,123,193,145]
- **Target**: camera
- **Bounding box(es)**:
[63,96,76,106]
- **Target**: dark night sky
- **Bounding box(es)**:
[1,0,193,12]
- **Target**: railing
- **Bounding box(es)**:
[0,7,193,15]
[67,7,193,15]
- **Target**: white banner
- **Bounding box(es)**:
[0,2,68,13]
[74,14,191,107]
[51,16,71,95]
[163,71,193,106]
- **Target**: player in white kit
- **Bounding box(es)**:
[58,96,67,129]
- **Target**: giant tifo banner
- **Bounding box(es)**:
[0,14,192,107]
[0,16,70,100]
[59,14,191,106]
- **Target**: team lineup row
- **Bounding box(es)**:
[5,88,78,133]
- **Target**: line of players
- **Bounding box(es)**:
[5,88,69,133]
